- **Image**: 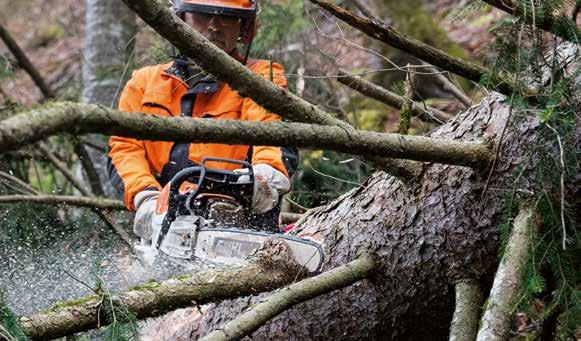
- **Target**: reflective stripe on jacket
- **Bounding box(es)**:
[108,59,297,210]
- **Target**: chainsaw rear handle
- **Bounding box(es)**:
[156,157,254,249]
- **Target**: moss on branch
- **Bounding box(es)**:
[0,102,492,168]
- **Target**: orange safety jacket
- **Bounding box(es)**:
[107,59,298,212]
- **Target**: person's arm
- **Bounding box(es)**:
[107,70,161,210]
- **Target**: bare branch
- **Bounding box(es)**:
[420,63,472,108]
[74,142,105,196]
[200,254,378,341]
[481,0,581,43]
[476,203,539,341]
[0,170,38,195]
[0,194,124,210]
[0,102,492,168]
[337,69,453,124]
[310,0,533,98]
[449,279,483,341]
[0,24,56,99]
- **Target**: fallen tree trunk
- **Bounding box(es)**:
[0,102,491,168]
[19,240,310,340]
[155,92,565,340]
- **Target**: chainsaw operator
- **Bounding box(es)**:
[107,0,298,235]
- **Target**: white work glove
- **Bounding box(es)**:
[133,190,161,240]
[235,164,291,213]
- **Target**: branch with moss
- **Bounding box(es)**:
[200,254,378,341]
[0,24,55,100]
[0,102,492,168]
[482,0,581,43]
[311,0,533,98]
[476,203,539,341]
[337,70,453,124]
[397,66,414,135]
[18,240,311,339]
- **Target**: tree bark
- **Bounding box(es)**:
[159,92,557,340]
[0,103,491,168]
[83,0,136,107]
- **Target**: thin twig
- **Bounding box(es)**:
[311,166,367,189]
[0,170,38,194]
[62,269,98,294]
[546,124,567,250]
[284,196,310,212]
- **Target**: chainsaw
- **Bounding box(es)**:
[136,157,324,272]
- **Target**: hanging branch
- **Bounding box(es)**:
[19,239,313,339]
[449,279,483,341]
[481,0,581,43]
[397,66,414,135]
[200,254,378,341]
[74,142,105,196]
[310,0,533,99]
[0,24,56,99]
[0,102,492,168]
[476,203,539,341]
[337,69,453,124]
